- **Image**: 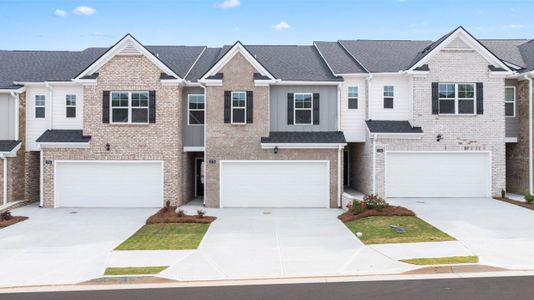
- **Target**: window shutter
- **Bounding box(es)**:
[313,93,320,125]
[224,91,231,123]
[246,91,253,123]
[102,91,110,123]
[149,90,156,123]
[287,93,294,125]
[431,82,438,115]
[476,82,484,115]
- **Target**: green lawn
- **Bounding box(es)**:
[401,256,479,265]
[115,223,210,250]
[344,216,454,244]
[104,266,168,276]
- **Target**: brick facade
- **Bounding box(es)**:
[41,55,184,207]
[204,52,340,208]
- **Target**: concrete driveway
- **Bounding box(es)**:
[160,206,413,281]
[0,204,156,287]
[389,198,534,269]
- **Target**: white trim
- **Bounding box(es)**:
[187,94,205,126]
[0,87,25,93]
[230,91,247,125]
[409,27,511,72]
[371,133,424,140]
[53,160,165,208]
[293,93,313,125]
[183,146,205,152]
[110,91,149,124]
[1,156,7,206]
[39,150,43,207]
[504,86,516,118]
[272,80,341,86]
[219,160,330,208]
[384,150,492,198]
[337,145,342,207]
[505,137,518,143]
[10,92,20,141]
[75,34,182,81]
[194,157,204,198]
[0,142,22,157]
[261,143,346,149]
[437,83,477,116]
[372,134,377,194]
[37,142,90,149]
[200,42,275,81]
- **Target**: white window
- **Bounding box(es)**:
[505,86,516,117]
[111,91,149,124]
[348,86,358,109]
[66,94,76,118]
[35,95,45,118]
[188,94,205,125]
[294,93,313,125]
[438,83,475,115]
[383,86,394,109]
[231,91,246,124]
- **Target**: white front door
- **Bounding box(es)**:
[220,161,330,207]
[385,152,491,198]
[55,161,164,207]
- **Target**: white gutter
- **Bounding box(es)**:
[366,75,373,120]
[39,149,43,207]
[337,145,342,208]
[372,134,377,194]
[10,91,19,141]
[1,154,6,206]
[526,75,533,194]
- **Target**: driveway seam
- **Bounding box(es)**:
[273,214,286,277]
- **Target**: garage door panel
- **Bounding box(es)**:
[386,152,490,198]
[55,162,163,207]
[221,161,329,208]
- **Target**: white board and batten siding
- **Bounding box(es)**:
[385,152,491,198]
[54,161,164,208]
[340,77,367,142]
[220,161,330,208]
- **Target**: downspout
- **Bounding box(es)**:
[337,83,342,131]
[372,134,377,194]
[10,91,19,141]
[366,74,373,120]
[45,82,53,130]
[527,75,533,194]
[39,149,43,207]
[199,82,207,206]
[1,154,7,206]
[337,145,342,208]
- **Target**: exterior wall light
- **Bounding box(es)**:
[274,146,278,154]
[436,134,443,142]
[105,143,111,151]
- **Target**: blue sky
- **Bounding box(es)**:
[1,0,533,50]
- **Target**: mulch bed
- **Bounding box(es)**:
[338,206,415,223]
[146,207,216,224]
[0,216,28,228]
[494,197,534,211]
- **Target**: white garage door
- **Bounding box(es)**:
[386,152,490,198]
[55,161,163,207]
[220,161,329,207]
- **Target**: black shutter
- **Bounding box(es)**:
[246,91,253,123]
[476,82,484,115]
[224,91,231,123]
[287,93,294,125]
[149,90,156,123]
[431,82,439,115]
[313,93,320,125]
[102,91,110,123]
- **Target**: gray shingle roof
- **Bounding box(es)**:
[313,42,367,74]
[366,120,423,134]
[0,140,21,152]
[261,131,346,144]
[480,39,529,68]
[36,130,91,143]
[185,48,222,81]
[145,46,205,78]
[338,40,432,73]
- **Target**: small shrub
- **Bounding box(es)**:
[350,200,366,215]
[196,209,206,218]
[363,194,388,210]
[0,210,13,221]
[176,209,185,217]
[525,191,534,204]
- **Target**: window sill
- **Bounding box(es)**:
[230,123,247,126]
[108,123,151,126]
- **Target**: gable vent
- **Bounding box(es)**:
[119,43,142,55]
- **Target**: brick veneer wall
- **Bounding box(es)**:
[204,52,340,208]
[41,55,184,207]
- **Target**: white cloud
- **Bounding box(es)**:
[273,21,290,30]
[501,24,526,29]
[217,0,240,9]
[73,6,96,15]
[54,9,67,17]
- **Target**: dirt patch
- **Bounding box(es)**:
[494,197,534,211]
[146,207,216,224]
[338,206,415,223]
[0,216,28,228]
